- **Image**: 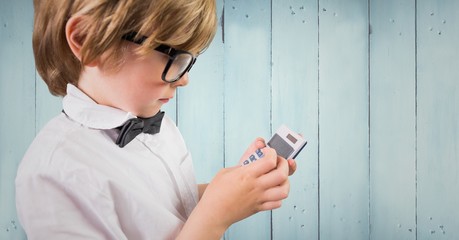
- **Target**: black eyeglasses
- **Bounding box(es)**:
[122,32,197,83]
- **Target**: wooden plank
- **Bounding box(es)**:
[417,0,459,239]
[223,0,272,239]
[369,1,416,239]
[271,1,319,240]
[318,0,369,239]
[178,0,225,184]
[0,1,34,239]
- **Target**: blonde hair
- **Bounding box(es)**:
[33,0,217,96]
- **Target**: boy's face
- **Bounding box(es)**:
[82,42,189,118]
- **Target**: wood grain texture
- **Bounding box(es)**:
[271,1,319,239]
[0,1,34,239]
[318,0,370,239]
[417,0,459,238]
[223,1,273,239]
[369,0,417,239]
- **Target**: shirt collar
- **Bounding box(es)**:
[62,84,136,129]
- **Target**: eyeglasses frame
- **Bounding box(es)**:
[122,32,197,83]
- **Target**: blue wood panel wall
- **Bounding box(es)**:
[417,0,459,238]
[223,1,273,239]
[271,1,319,239]
[0,1,35,239]
[370,0,417,239]
[319,0,370,239]
[1,0,458,239]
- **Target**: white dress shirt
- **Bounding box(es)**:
[16,84,198,240]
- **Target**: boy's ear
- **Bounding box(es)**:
[65,16,98,67]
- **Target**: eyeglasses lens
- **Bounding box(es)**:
[165,53,193,82]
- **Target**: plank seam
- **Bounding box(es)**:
[367,0,372,239]
[317,0,321,239]
[414,0,418,239]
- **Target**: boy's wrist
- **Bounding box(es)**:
[179,201,228,240]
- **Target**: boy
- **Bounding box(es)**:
[16,0,296,239]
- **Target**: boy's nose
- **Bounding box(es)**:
[171,73,189,87]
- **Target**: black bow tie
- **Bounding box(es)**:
[115,111,165,148]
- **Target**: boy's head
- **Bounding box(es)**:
[33,0,217,96]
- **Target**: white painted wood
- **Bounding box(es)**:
[271,1,319,239]
[0,1,34,239]
[223,1,272,239]
[417,0,459,239]
[318,0,370,239]
[370,1,417,239]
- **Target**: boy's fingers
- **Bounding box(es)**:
[259,178,290,210]
[253,153,289,187]
[239,138,266,164]
[258,163,288,189]
[254,138,266,149]
[287,159,297,176]
[261,178,290,201]
[249,138,266,155]
[276,155,289,174]
[259,201,282,211]
[247,147,277,176]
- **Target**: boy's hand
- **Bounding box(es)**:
[287,159,297,176]
[239,138,298,176]
[179,139,298,239]
[238,137,266,165]
[188,146,289,236]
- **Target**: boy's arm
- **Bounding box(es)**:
[198,184,208,200]
[16,171,125,239]
[177,147,290,240]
